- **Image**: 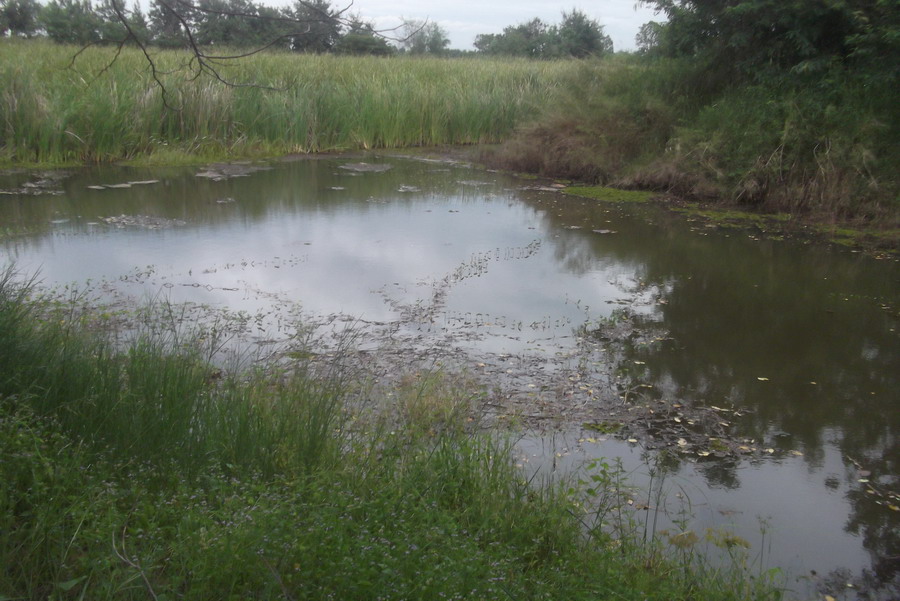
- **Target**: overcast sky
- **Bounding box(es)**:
[279,1,665,52]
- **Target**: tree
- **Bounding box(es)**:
[94,0,149,44]
[148,0,293,49]
[400,19,449,55]
[0,0,41,37]
[638,0,900,77]
[289,0,340,52]
[334,16,394,55]
[556,9,612,57]
[475,11,612,58]
[189,0,290,47]
[126,2,150,42]
[148,0,194,47]
[475,18,551,57]
[38,0,150,45]
[40,0,103,44]
[194,0,252,46]
[635,21,664,54]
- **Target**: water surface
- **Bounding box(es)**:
[1,156,897,599]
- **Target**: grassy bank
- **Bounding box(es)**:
[3,39,895,230]
[488,57,899,227]
[0,39,572,165]
[0,267,781,600]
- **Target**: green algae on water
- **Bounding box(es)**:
[562,186,655,203]
[672,203,792,227]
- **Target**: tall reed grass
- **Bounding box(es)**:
[0,39,573,164]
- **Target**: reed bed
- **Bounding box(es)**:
[0,39,574,164]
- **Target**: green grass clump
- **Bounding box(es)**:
[0,267,782,600]
[0,269,344,479]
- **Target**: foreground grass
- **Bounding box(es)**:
[0,268,781,600]
[0,39,572,165]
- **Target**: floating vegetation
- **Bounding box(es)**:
[675,203,899,254]
[584,421,624,434]
[100,215,187,229]
[674,204,792,228]
[87,180,160,190]
[522,184,565,192]
[0,170,69,196]
[563,186,655,203]
[812,224,900,254]
[339,162,392,173]
[195,163,272,181]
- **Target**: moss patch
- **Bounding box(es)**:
[673,204,792,227]
[674,203,898,254]
[563,186,655,203]
[813,225,900,253]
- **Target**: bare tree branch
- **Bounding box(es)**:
[110,0,180,108]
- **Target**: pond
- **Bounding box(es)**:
[1,155,897,600]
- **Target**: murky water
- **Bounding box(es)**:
[1,156,897,599]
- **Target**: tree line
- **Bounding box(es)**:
[0,0,617,58]
[474,10,612,58]
[634,0,898,83]
[0,0,397,55]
